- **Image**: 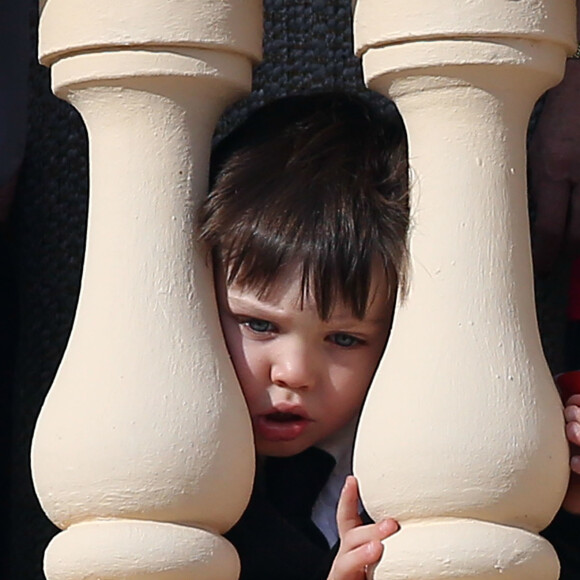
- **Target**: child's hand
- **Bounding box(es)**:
[327,476,398,580]
[563,394,580,514]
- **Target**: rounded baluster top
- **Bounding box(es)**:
[354,0,576,57]
[39,0,263,66]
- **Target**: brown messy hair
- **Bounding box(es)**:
[199,92,409,320]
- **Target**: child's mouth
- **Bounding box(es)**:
[254,410,311,441]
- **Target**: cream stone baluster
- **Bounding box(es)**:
[352,1,576,579]
[31,1,262,579]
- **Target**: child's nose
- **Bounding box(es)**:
[270,344,319,390]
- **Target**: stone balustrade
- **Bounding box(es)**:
[31,1,262,578]
[353,0,576,578]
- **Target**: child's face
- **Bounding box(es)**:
[216,263,394,457]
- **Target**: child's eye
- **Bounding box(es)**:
[243,318,275,333]
[329,333,363,348]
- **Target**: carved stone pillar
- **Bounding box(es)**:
[353,1,576,578]
[31,2,262,579]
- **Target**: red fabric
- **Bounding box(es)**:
[555,370,580,401]
[569,258,580,321]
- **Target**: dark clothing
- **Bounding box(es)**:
[543,510,580,580]
[225,448,338,580]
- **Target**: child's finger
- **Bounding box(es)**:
[340,519,399,553]
[336,476,363,538]
[566,419,580,447]
[331,540,384,580]
[565,394,580,408]
[565,403,580,424]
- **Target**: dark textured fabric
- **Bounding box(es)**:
[225,449,338,580]
[0,0,30,186]
[265,447,336,549]
[543,510,580,580]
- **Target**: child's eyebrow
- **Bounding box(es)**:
[327,316,391,328]
[225,294,287,316]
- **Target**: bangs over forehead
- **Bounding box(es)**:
[199,92,410,320]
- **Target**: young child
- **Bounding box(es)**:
[199,92,580,580]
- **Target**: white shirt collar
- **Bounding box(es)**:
[311,418,358,546]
